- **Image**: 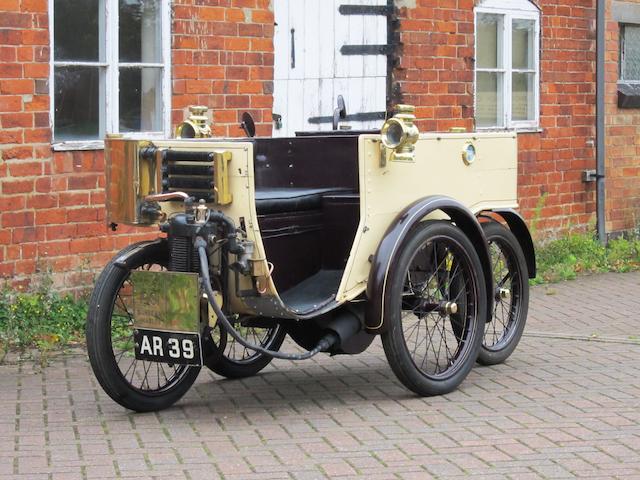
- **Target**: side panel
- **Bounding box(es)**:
[337,132,518,302]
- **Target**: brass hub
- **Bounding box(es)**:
[441,301,458,315]
[497,288,511,300]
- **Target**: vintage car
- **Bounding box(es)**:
[86,105,535,412]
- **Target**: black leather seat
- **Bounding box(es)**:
[255,187,352,215]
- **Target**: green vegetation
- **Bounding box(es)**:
[0,281,88,362]
[533,233,640,284]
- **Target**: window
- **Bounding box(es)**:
[50,0,171,147]
[475,0,540,129]
[621,24,640,81]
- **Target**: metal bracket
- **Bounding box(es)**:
[341,44,393,56]
[582,169,604,183]
[308,111,386,125]
[272,113,282,130]
[339,4,393,16]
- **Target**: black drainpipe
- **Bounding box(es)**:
[596,0,606,243]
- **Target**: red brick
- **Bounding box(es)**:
[7,161,41,176]
[1,112,32,128]
[0,79,33,94]
[2,178,33,194]
[35,208,66,225]
[2,210,34,228]
[68,175,98,190]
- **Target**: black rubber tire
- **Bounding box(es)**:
[381,221,487,396]
[86,241,201,412]
[205,323,286,379]
[477,221,529,365]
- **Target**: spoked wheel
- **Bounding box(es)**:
[382,221,487,396]
[204,318,286,379]
[478,221,529,365]
[86,241,201,412]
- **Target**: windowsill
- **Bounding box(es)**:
[617,82,640,108]
[52,140,105,151]
[475,127,543,134]
[52,132,169,151]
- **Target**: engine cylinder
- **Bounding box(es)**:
[169,235,199,273]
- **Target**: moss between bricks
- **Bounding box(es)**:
[0,233,639,359]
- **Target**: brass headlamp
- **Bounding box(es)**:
[175,105,212,139]
[380,104,420,165]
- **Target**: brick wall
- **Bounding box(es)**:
[171,0,274,137]
[394,0,476,132]
[395,0,597,238]
[0,0,274,290]
[605,0,640,234]
[0,0,631,289]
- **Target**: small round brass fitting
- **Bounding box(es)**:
[498,288,511,300]
[380,104,420,162]
[441,301,458,315]
[175,105,212,139]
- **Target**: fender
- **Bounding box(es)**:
[111,239,169,271]
[488,209,536,278]
[365,195,493,333]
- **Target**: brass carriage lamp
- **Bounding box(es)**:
[175,105,212,139]
[380,104,420,164]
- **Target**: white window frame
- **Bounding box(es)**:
[474,0,540,131]
[620,23,640,83]
[49,0,172,151]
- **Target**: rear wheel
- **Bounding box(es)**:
[86,242,201,412]
[382,221,487,396]
[478,221,529,365]
[204,319,286,379]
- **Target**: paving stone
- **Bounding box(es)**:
[1,272,640,478]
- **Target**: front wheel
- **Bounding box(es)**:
[382,221,487,396]
[477,221,529,365]
[86,241,201,412]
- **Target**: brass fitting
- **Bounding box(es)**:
[498,288,511,300]
[380,104,420,164]
[175,106,212,139]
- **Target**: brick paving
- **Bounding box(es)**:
[1,272,640,479]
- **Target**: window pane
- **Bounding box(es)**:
[54,0,100,61]
[477,13,503,69]
[512,19,535,70]
[476,71,504,127]
[119,0,162,63]
[54,66,101,141]
[119,67,163,132]
[512,72,535,121]
[623,25,640,81]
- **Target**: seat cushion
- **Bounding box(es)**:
[255,187,351,215]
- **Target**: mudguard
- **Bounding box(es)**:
[111,239,169,271]
[488,209,536,278]
[365,195,493,333]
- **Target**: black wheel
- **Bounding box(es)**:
[478,221,529,365]
[381,221,487,396]
[86,241,201,412]
[204,318,286,379]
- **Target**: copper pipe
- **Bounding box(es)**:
[144,192,190,202]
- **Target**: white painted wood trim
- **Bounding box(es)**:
[474,5,540,131]
[477,0,539,13]
[49,0,172,145]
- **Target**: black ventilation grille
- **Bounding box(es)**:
[160,149,215,203]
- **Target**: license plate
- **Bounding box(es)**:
[134,329,203,366]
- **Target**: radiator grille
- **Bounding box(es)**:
[160,150,215,203]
